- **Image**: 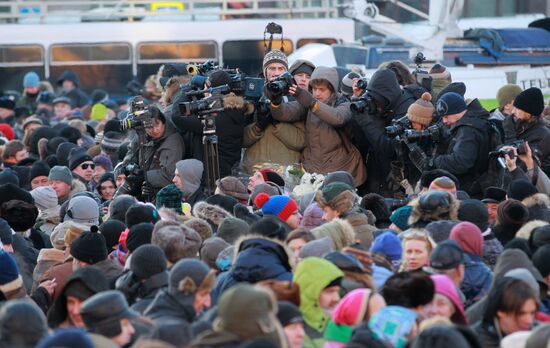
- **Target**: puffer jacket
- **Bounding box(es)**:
[271,67,366,187]
[461,253,493,308]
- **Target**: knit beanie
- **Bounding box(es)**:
[130,244,167,279]
[289,59,315,77]
[23,71,40,88]
[101,131,125,153]
[31,186,58,211]
[155,184,183,213]
[208,70,232,88]
[341,72,361,96]
[513,87,544,116]
[217,217,250,244]
[55,142,77,167]
[30,161,51,181]
[200,237,230,270]
[0,251,19,285]
[258,169,285,188]
[68,148,93,171]
[0,218,13,245]
[429,63,451,81]
[255,193,298,222]
[126,222,154,253]
[458,199,489,232]
[370,231,402,263]
[99,219,126,250]
[429,176,457,196]
[48,165,73,186]
[407,92,434,126]
[532,244,550,278]
[299,237,334,259]
[497,199,529,226]
[125,203,160,229]
[496,84,522,109]
[530,225,550,254]
[449,221,483,256]
[0,169,19,186]
[262,49,288,77]
[389,205,413,231]
[333,288,371,326]
[92,154,113,172]
[35,328,93,348]
[216,176,249,202]
[66,196,99,225]
[436,92,467,117]
[169,258,215,295]
[70,227,108,264]
[108,195,137,222]
[250,216,288,241]
[0,183,34,206]
[300,203,324,229]
[507,179,538,201]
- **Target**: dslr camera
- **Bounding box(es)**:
[403,124,442,143]
[385,116,411,137]
[350,92,376,114]
[119,96,153,131]
[179,84,231,117]
[266,72,294,96]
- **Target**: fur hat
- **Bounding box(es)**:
[184,218,213,242]
[299,237,334,259]
[382,271,435,308]
[407,92,434,126]
[496,199,529,227]
[192,201,232,230]
[316,182,357,213]
[152,224,202,264]
[408,190,459,226]
[216,176,249,202]
[200,237,230,270]
[300,203,324,229]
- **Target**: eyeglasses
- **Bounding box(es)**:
[80,163,95,170]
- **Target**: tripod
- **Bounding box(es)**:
[201,115,220,196]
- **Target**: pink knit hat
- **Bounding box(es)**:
[430,274,467,325]
[449,221,483,257]
[332,288,372,326]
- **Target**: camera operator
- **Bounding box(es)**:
[269,66,366,187]
[503,87,550,175]
[501,142,550,195]
[341,72,366,100]
[351,68,415,196]
[242,50,306,174]
[118,105,185,201]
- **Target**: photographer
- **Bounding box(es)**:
[118,105,184,201]
[242,50,306,174]
[351,68,415,196]
[501,141,550,195]
[270,66,366,187]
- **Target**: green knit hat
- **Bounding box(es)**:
[156,184,183,213]
[496,84,522,109]
[390,205,413,231]
[321,182,354,203]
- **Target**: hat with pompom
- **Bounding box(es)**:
[254,193,297,222]
[407,92,434,126]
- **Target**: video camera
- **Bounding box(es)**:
[119,96,153,131]
[403,124,442,143]
[412,52,432,92]
[229,72,264,101]
[350,92,377,114]
[179,84,231,117]
[266,72,294,96]
[385,116,411,137]
[489,139,528,168]
[187,60,218,76]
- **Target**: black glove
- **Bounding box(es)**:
[256,112,273,130]
[408,144,429,171]
[141,182,153,202]
[265,87,283,106]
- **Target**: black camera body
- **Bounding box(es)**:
[385,116,411,137]
[403,124,442,143]
[119,96,153,131]
[179,84,230,117]
[230,73,264,101]
[356,78,368,90]
[350,92,376,114]
[490,139,528,160]
[266,72,294,96]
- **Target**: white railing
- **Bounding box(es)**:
[0,0,342,22]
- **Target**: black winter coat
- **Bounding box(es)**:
[505,117,550,175]
[144,289,196,323]
[131,271,169,314]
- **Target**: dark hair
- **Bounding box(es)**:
[309,78,335,94]
[380,60,415,86]
[2,140,24,160]
[483,277,538,324]
[382,271,434,308]
[420,169,460,189]
[148,106,166,124]
[250,216,289,241]
[285,228,315,244]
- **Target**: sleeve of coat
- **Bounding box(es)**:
[433,127,478,174]
[242,123,264,148]
[311,101,351,126]
[146,133,185,188]
[353,112,396,159]
[272,122,306,152]
[271,100,307,122]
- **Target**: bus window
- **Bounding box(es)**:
[222,39,293,77]
[49,43,132,96]
[297,38,338,48]
[0,45,45,92]
[137,41,218,82]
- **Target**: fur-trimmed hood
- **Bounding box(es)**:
[162,75,189,106]
[515,220,548,240]
[192,201,232,227]
[311,218,356,250]
[408,193,459,226]
[523,193,550,208]
[222,93,245,109]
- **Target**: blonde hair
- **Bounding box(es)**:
[399,229,436,272]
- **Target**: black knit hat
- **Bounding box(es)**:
[130,244,167,279]
[0,218,12,245]
[0,183,34,205]
[382,271,435,308]
[458,199,489,231]
[155,184,183,213]
[125,203,160,229]
[532,244,550,278]
[55,142,77,167]
[30,161,51,181]
[99,219,126,251]
[208,70,232,88]
[513,87,545,116]
[276,301,303,327]
[70,226,108,264]
[0,168,19,186]
[68,147,93,171]
[126,222,154,253]
[507,179,538,201]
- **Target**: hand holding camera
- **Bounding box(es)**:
[291,84,316,109]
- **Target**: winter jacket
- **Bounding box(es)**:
[131,271,169,314]
[12,234,39,293]
[56,70,89,108]
[144,289,197,323]
[31,248,65,293]
[433,101,493,196]
[41,258,73,301]
[58,179,87,205]
[211,236,293,304]
[352,69,415,195]
[505,116,550,175]
[461,253,493,308]
[523,193,550,223]
[471,320,502,348]
[272,67,366,187]
[92,258,123,288]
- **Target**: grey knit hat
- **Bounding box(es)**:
[66,196,100,225]
[48,165,73,186]
[169,259,215,296]
[30,186,58,211]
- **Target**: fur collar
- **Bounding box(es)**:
[192,201,232,226]
[523,193,550,208]
[408,194,459,226]
[222,93,245,109]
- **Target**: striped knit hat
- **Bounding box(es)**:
[407,92,434,126]
[263,49,288,77]
[429,176,457,196]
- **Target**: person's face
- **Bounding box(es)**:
[73,161,94,181]
[66,295,85,327]
[116,174,126,188]
[312,84,332,104]
[54,103,72,118]
[319,285,340,312]
[266,63,287,81]
[93,165,106,183]
[442,112,463,126]
[512,106,533,122]
[286,210,302,229]
[411,121,426,130]
[62,80,75,92]
[31,175,50,189]
[145,118,165,139]
[172,168,183,190]
[404,239,430,271]
[99,180,116,201]
[112,318,135,347]
[193,289,212,316]
[24,123,41,135]
[293,72,310,90]
[288,238,307,258]
[322,206,340,222]
[25,86,39,95]
[486,202,498,223]
[431,293,455,320]
[0,108,13,119]
[247,171,265,192]
[284,323,305,348]
[50,180,71,198]
[497,298,537,335]
[14,148,28,162]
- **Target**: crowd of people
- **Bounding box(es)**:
[0,43,550,348]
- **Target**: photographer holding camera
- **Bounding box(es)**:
[351,68,415,196]
[500,141,550,195]
[117,104,185,202]
[242,50,306,174]
[269,66,366,187]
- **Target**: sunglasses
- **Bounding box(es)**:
[80,163,95,170]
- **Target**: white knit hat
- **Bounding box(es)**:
[30,186,58,211]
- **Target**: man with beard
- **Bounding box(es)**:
[504,87,550,175]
